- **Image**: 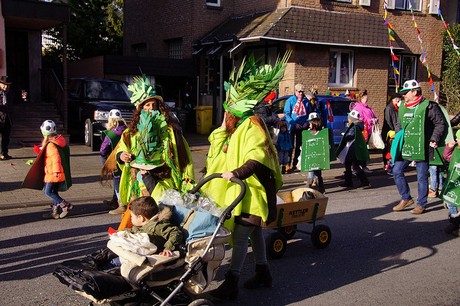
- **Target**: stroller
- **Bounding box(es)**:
[53,174,245,306]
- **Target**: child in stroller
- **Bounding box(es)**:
[53,174,244,306]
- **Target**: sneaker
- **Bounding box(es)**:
[357,183,372,189]
[109,205,126,215]
[0,153,12,160]
[59,200,73,218]
[410,205,425,215]
[281,165,286,174]
[103,199,119,209]
[42,205,60,219]
[393,199,415,211]
[363,167,373,174]
[428,189,438,198]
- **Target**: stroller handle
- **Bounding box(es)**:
[190,173,246,222]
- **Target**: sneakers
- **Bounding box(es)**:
[0,153,12,160]
[363,167,373,174]
[59,200,73,218]
[109,204,126,215]
[103,199,119,209]
[42,205,60,219]
[393,199,415,211]
[428,189,438,198]
[410,205,425,215]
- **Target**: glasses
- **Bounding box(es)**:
[296,90,304,93]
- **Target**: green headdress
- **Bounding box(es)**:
[130,110,169,170]
[223,50,291,118]
[128,75,156,108]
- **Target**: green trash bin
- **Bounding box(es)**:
[194,106,213,135]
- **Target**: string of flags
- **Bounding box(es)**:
[383,0,400,92]
[407,0,435,95]
[438,8,460,58]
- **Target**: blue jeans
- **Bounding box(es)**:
[446,203,459,217]
[44,182,63,205]
[229,223,267,276]
[393,160,429,208]
[429,165,444,191]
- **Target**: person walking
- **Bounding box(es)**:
[391,79,447,214]
[0,76,12,160]
[22,120,73,219]
[381,94,401,175]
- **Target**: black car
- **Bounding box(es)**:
[271,94,354,144]
[67,78,134,150]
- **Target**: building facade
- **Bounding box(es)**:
[124,0,453,121]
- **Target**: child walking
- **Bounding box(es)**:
[441,130,460,235]
[23,120,73,219]
[306,113,325,193]
[100,109,127,210]
[275,120,293,174]
[336,110,370,188]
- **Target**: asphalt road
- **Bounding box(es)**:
[1,142,459,306]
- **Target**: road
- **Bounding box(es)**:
[0,140,459,305]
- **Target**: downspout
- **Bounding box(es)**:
[62,24,68,134]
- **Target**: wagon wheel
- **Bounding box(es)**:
[189,298,215,306]
[311,224,332,249]
[266,232,287,259]
[279,225,297,240]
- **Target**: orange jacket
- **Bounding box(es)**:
[43,135,66,183]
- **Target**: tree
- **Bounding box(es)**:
[441,23,460,115]
[43,0,123,62]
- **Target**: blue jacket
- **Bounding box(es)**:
[284,95,310,130]
[276,130,293,151]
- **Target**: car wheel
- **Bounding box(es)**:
[84,119,92,147]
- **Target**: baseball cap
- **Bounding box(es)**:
[308,112,319,120]
[294,84,306,92]
[400,79,421,94]
[348,109,360,121]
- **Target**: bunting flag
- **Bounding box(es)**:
[383,0,400,91]
[408,0,435,93]
[438,8,460,57]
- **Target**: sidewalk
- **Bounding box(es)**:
[0,132,387,210]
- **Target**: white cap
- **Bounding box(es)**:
[348,110,360,120]
[109,109,122,119]
[308,112,319,120]
[400,79,421,93]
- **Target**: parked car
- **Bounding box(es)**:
[67,78,135,150]
[271,94,354,144]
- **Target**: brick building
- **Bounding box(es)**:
[124,0,453,121]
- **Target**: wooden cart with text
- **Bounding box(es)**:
[262,188,331,259]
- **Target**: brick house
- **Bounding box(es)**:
[124,0,454,122]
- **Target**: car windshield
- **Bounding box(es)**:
[86,80,130,101]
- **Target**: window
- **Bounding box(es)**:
[388,54,417,86]
[328,50,353,87]
[131,43,147,57]
[206,0,221,7]
[394,0,422,11]
[168,38,183,59]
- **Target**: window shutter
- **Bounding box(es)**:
[359,0,371,6]
[386,0,395,9]
[428,0,440,14]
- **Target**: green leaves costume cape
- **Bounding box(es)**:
[301,128,336,171]
[201,118,283,231]
[336,124,370,163]
[116,127,194,204]
[441,147,460,208]
[22,141,72,191]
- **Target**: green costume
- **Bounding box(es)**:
[336,124,369,163]
[202,118,282,228]
[398,99,429,161]
[441,147,460,208]
[301,128,336,171]
[117,127,194,205]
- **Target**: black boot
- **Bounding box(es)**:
[356,170,371,189]
[209,271,239,301]
[243,264,273,289]
[444,216,460,235]
[339,171,353,188]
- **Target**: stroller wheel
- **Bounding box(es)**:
[266,232,287,259]
[188,298,215,306]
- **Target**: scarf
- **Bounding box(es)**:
[293,98,307,117]
[404,95,423,108]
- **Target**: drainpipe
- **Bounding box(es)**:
[62,24,68,134]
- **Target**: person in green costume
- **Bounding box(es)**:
[391,79,446,215]
[336,109,370,188]
[203,53,290,301]
[112,75,194,215]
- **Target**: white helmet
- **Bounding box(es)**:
[40,120,57,136]
[109,109,122,119]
